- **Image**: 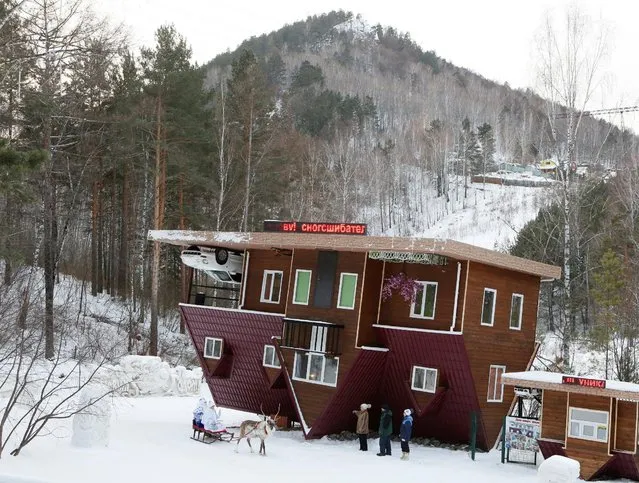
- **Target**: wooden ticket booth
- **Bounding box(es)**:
[502,371,639,481]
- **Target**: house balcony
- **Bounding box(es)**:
[280,318,344,356]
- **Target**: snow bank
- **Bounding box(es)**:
[537,455,580,482]
[71,386,112,448]
[97,356,202,397]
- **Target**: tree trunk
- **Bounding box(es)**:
[150,94,165,356]
[215,83,226,231]
[91,180,99,296]
[118,160,129,298]
[242,103,254,232]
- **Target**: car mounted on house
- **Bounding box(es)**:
[180,245,243,284]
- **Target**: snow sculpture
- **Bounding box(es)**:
[71,386,112,448]
[537,455,580,483]
[92,356,202,397]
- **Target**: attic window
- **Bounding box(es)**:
[204,337,223,359]
[411,366,437,393]
[263,345,281,369]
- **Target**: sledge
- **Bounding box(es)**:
[191,423,235,444]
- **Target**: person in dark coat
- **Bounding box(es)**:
[377,403,393,456]
[352,403,371,451]
[400,408,413,460]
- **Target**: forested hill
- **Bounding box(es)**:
[3,3,638,362]
[202,10,633,235]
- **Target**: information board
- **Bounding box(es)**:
[505,416,540,465]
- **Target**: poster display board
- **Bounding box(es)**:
[505,416,540,464]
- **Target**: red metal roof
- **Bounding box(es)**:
[180,304,294,419]
[591,453,639,481]
[374,327,487,448]
[307,348,388,438]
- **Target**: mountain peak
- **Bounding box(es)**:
[332,13,374,41]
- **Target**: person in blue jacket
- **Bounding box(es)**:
[400,408,413,460]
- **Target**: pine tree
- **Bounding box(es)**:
[141,24,210,353]
[591,249,628,379]
[226,49,274,231]
[477,122,496,174]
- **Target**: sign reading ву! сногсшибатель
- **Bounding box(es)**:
[263,221,367,235]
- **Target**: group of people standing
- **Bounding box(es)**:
[352,403,413,461]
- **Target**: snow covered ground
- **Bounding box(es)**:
[418,177,551,251]
[0,388,544,483]
[0,387,624,483]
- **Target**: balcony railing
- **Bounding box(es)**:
[280,318,344,356]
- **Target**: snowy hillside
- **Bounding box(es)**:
[364,174,552,251]
[418,179,549,250]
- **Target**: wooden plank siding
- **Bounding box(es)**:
[616,400,638,453]
[462,262,541,446]
[378,258,465,332]
[565,393,613,480]
[541,390,568,441]
[242,249,291,313]
[281,250,367,427]
[356,258,383,347]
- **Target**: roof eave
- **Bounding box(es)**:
[502,375,639,401]
[148,230,561,280]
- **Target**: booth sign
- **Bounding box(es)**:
[505,416,540,465]
[561,376,606,389]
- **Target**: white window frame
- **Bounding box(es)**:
[203,337,223,359]
[410,281,438,319]
[260,270,283,304]
[336,272,358,310]
[292,352,339,387]
[487,365,506,402]
[310,325,328,352]
[481,288,497,326]
[262,345,281,369]
[292,269,312,305]
[509,293,524,330]
[411,366,438,393]
[568,407,609,443]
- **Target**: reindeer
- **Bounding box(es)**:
[234,404,280,455]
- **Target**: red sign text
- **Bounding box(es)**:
[263,221,367,236]
[561,376,606,389]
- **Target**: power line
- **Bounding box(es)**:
[554,106,639,119]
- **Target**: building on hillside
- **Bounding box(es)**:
[148,224,561,450]
[502,371,639,481]
[538,159,558,178]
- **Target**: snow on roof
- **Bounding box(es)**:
[147,230,561,279]
[502,371,639,396]
[148,230,249,244]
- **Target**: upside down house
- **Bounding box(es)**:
[148,224,561,450]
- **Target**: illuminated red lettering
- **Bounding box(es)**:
[263,220,367,235]
[562,375,606,389]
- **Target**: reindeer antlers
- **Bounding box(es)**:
[259,403,281,421]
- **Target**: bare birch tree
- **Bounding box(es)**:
[535,5,609,368]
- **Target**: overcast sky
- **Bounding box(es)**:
[95,0,639,128]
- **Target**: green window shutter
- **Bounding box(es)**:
[294,270,311,304]
[338,273,357,309]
